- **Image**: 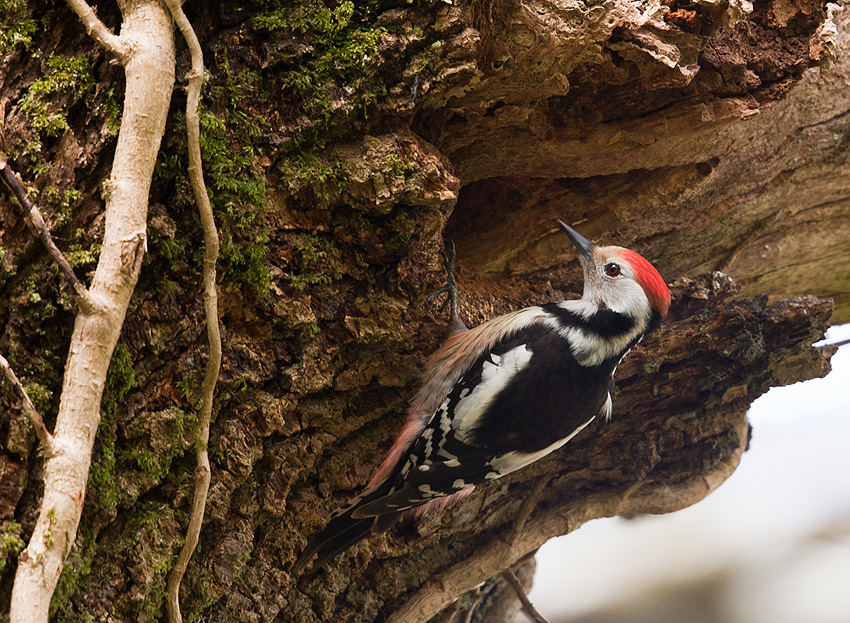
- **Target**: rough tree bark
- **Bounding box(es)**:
[0,1,845,622]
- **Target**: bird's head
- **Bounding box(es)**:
[558,220,670,319]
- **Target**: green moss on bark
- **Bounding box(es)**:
[0,0,35,55]
[255,0,387,150]
[0,521,25,572]
[153,98,270,295]
[19,56,94,155]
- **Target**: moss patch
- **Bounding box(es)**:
[51,543,93,621]
[0,246,16,290]
[0,521,25,572]
[87,343,136,514]
[20,55,94,153]
[278,151,348,200]
[255,0,387,150]
[153,69,270,295]
[127,407,196,484]
[290,233,342,291]
[199,108,270,294]
[0,0,36,55]
[102,343,134,415]
[124,504,180,623]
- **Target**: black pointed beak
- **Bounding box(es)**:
[557,220,596,261]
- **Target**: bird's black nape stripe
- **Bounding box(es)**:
[541,302,636,337]
[646,308,663,333]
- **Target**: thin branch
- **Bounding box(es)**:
[0,352,53,451]
[816,337,850,348]
[0,155,96,312]
[65,0,128,62]
[163,4,221,623]
[500,568,551,623]
[426,240,468,337]
[0,101,9,153]
[462,587,484,623]
[509,476,549,545]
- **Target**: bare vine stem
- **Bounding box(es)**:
[65,0,128,61]
[816,337,850,348]
[500,568,551,623]
[0,155,95,311]
[0,352,53,451]
[163,2,222,622]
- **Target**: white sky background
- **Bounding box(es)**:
[519,323,850,623]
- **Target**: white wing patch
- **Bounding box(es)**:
[453,344,534,442]
[487,415,596,478]
[412,306,559,421]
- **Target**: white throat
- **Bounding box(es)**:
[554,299,651,367]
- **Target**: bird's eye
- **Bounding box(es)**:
[604,263,621,277]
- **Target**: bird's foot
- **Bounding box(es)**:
[426,240,468,337]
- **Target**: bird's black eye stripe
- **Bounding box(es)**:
[604,263,621,277]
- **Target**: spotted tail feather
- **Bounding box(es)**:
[291,511,376,575]
[292,478,408,574]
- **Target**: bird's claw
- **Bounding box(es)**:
[426,240,467,336]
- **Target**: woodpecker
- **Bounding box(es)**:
[292,221,670,574]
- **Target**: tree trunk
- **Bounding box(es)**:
[6,2,175,619]
[0,1,844,622]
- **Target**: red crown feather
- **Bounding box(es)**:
[619,248,671,316]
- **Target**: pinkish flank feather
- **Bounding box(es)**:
[410,488,476,519]
[367,417,425,488]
